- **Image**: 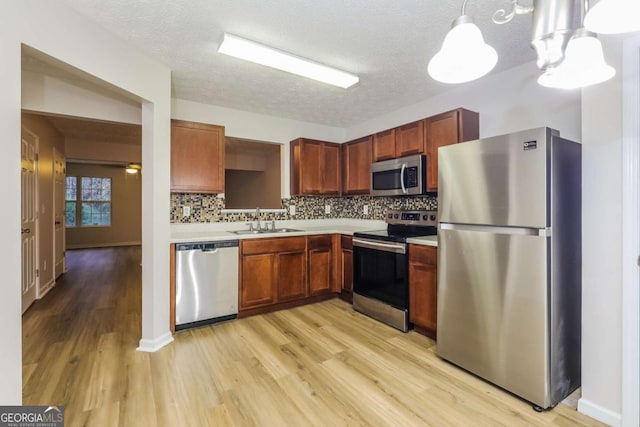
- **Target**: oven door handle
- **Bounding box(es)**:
[400,163,408,194]
[352,237,406,254]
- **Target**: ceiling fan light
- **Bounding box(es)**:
[584,0,640,34]
[538,31,616,89]
[126,163,141,174]
[428,16,498,84]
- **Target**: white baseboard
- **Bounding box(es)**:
[136,332,174,352]
[66,241,141,250]
[36,279,55,299]
[578,398,621,427]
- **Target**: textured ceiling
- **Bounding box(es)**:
[46,116,141,145]
[60,0,536,127]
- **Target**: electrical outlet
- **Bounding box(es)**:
[289,205,296,216]
[325,205,331,214]
[182,206,191,217]
[363,205,369,215]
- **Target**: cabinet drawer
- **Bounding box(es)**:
[409,244,437,265]
[241,236,307,255]
[307,234,332,250]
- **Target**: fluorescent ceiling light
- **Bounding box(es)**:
[427,16,498,84]
[217,33,359,89]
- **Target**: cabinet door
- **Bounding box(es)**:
[425,109,479,192]
[241,253,277,309]
[301,140,323,194]
[396,120,425,157]
[372,129,396,162]
[277,251,307,302]
[322,143,341,195]
[308,235,333,296]
[409,245,438,335]
[171,120,225,193]
[340,235,353,294]
[342,136,372,195]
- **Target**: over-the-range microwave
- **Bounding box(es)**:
[370,154,428,196]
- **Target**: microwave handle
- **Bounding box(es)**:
[400,163,408,194]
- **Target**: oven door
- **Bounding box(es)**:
[352,237,408,310]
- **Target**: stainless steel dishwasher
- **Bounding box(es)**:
[175,240,239,331]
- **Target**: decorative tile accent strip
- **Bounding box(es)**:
[170,193,437,223]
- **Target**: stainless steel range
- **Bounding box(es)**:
[353,209,437,331]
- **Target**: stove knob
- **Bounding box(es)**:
[422,214,429,221]
[388,213,393,219]
[394,214,399,219]
[430,215,437,221]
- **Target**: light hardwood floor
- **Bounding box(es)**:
[23,246,605,427]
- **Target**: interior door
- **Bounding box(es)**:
[53,148,65,279]
[21,127,38,313]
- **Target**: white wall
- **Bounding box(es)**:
[2,0,172,403]
[579,35,626,427]
[346,61,582,143]
[172,98,345,198]
[22,69,141,125]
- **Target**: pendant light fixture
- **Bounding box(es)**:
[584,0,640,34]
[427,14,498,84]
[538,29,616,89]
[428,0,632,89]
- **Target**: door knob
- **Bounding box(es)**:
[21,228,31,234]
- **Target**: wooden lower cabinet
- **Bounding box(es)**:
[339,235,353,301]
[277,251,307,301]
[241,253,277,308]
[409,244,438,338]
[308,235,333,296]
[239,235,337,315]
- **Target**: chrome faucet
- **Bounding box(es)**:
[255,207,262,231]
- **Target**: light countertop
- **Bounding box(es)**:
[170,219,387,244]
[171,219,439,247]
[406,235,438,247]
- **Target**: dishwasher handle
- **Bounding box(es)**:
[176,240,239,251]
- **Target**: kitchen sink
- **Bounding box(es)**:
[231,228,302,235]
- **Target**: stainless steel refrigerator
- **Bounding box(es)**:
[437,127,581,410]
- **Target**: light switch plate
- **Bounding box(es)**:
[363,205,369,215]
[325,205,331,214]
[182,206,191,217]
[289,205,296,216]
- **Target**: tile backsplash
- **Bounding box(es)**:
[170,193,437,223]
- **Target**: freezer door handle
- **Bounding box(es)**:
[439,222,549,236]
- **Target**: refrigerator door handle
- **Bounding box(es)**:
[440,222,548,236]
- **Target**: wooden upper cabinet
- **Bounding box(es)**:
[290,138,341,196]
[425,108,479,192]
[395,120,425,157]
[323,143,341,195]
[170,120,225,193]
[342,136,372,195]
[372,128,396,162]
